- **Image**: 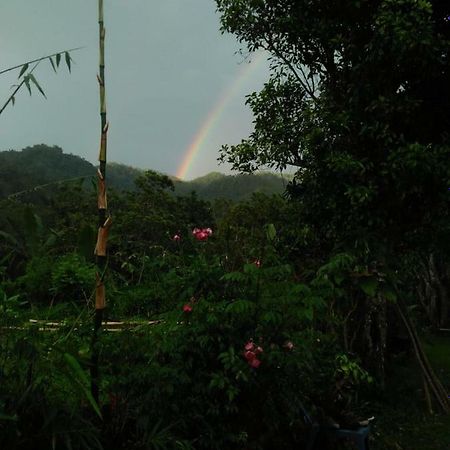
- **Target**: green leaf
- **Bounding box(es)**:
[56,53,61,67]
[359,277,378,297]
[23,75,32,96]
[381,285,397,302]
[65,51,72,72]
[266,223,276,241]
[225,299,256,314]
[49,57,57,73]
[28,74,46,98]
[18,63,29,78]
[64,353,102,419]
[0,412,17,422]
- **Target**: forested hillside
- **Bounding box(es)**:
[0,145,288,200]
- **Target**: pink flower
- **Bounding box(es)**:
[244,351,256,362]
[255,346,263,355]
[283,341,294,351]
[249,358,261,369]
[172,234,181,242]
[192,227,213,241]
[244,341,255,351]
[183,304,193,313]
[254,259,261,268]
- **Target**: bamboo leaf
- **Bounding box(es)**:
[64,353,102,419]
[18,63,29,78]
[64,51,72,72]
[28,74,46,98]
[23,75,32,95]
[56,52,61,67]
[49,57,57,73]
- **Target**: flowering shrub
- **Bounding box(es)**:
[243,340,263,368]
[192,227,213,241]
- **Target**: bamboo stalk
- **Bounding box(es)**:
[90,0,110,403]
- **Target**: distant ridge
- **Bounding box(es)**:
[0,145,290,200]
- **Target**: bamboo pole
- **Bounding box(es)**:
[91,0,110,403]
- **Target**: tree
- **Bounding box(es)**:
[217,0,450,249]
[216,0,450,410]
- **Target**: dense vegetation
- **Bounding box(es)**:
[1,1,450,449]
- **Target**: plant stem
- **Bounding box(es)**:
[90,0,110,403]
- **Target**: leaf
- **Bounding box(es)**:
[359,277,378,297]
[28,74,46,98]
[49,57,57,73]
[23,75,32,96]
[0,412,17,422]
[65,51,72,72]
[64,353,102,419]
[266,223,276,241]
[18,63,29,78]
[381,285,397,303]
[56,53,61,67]
[11,96,15,106]
[0,230,20,247]
[225,299,256,315]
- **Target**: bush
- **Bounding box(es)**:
[50,254,96,304]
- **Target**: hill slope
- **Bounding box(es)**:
[0,145,289,200]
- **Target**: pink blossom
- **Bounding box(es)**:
[283,341,294,351]
[244,341,255,351]
[172,234,181,242]
[254,259,261,268]
[192,227,213,241]
[183,304,193,313]
[255,346,263,355]
[244,351,256,362]
[249,358,261,369]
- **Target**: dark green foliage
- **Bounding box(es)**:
[216,0,450,251]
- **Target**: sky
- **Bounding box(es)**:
[0,0,270,180]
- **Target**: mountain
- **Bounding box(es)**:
[173,172,290,201]
[0,145,290,200]
[0,145,95,197]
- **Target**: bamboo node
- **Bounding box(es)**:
[94,216,112,256]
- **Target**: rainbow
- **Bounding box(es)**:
[176,52,266,180]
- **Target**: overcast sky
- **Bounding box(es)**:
[0,0,270,179]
